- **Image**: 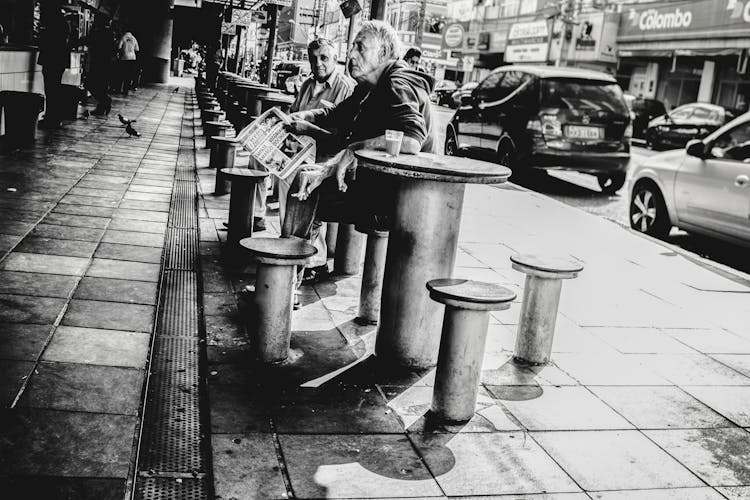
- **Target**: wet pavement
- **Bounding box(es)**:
[1,80,750,499]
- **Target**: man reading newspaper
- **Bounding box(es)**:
[281,21,436,264]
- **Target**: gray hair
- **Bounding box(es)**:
[356,20,402,62]
[308,38,337,54]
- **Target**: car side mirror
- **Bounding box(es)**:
[686,139,707,159]
[460,94,474,106]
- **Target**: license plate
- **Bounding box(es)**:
[566,125,604,140]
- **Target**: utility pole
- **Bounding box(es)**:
[554,0,578,67]
[264,4,279,84]
[414,0,427,48]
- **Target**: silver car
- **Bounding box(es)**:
[630,111,750,246]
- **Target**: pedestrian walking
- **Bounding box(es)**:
[37,1,70,129]
[77,14,115,116]
[117,30,139,95]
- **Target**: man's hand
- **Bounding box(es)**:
[292,166,326,201]
[284,117,315,135]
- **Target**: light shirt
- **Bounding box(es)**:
[291,69,355,113]
[117,32,139,61]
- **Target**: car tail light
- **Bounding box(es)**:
[542,115,562,137]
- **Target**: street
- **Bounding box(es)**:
[432,103,750,277]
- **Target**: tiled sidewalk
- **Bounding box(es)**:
[1,81,750,500]
[0,86,186,498]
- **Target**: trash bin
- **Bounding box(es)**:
[0,91,44,149]
[59,85,83,120]
[172,58,185,77]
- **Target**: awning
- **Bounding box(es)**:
[619,38,750,58]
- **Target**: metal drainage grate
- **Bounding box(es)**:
[136,477,208,500]
[165,229,198,271]
[157,271,199,337]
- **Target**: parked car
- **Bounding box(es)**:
[631,97,666,140]
[273,61,310,93]
[431,80,458,106]
[445,65,631,193]
[630,111,750,245]
[450,81,478,108]
[644,102,735,150]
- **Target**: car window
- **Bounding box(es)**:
[476,72,504,99]
[498,71,527,100]
[711,121,750,162]
[691,107,722,123]
[540,78,628,115]
[670,105,694,120]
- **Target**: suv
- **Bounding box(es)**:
[274,61,310,93]
[445,66,632,193]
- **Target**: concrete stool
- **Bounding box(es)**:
[510,254,583,366]
[203,120,233,141]
[325,222,338,257]
[240,237,317,363]
[355,225,389,325]
[210,137,240,195]
[221,168,269,256]
[333,223,365,276]
[427,279,516,422]
[202,108,225,124]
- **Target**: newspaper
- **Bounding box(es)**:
[235,107,316,179]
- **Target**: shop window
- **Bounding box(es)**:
[500,0,519,18]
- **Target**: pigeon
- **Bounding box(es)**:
[82,109,90,119]
[125,123,140,137]
[118,113,136,125]
[172,87,179,93]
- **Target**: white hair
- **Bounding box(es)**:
[356,20,402,62]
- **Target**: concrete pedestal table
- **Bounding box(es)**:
[203,120,234,141]
[221,168,269,257]
[355,150,511,369]
[210,137,240,195]
[260,93,295,114]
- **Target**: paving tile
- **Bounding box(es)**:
[532,430,704,491]
[43,326,149,368]
[210,384,271,433]
[588,488,726,499]
[86,258,160,282]
[667,329,750,354]
[0,476,125,500]
[18,361,144,415]
[0,252,89,276]
[74,276,157,305]
[718,486,750,499]
[496,386,634,431]
[62,299,154,333]
[0,294,67,324]
[633,354,750,386]
[411,432,579,496]
[381,384,521,433]
[552,353,668,386]
[588,327,697,354]
[41,212,110,229]
[0,270,78,298]
[59,194,119,208]
[101,229,165,248]
[589,386,734,429]
[14,236,98,258]
[280,433,443,498]
[118,199,170,212]
[682,386,750,426]
[68,187,123,199]
[712,354,750,378]
[107,218,166,234]
[0,323,51,361]
[211,433,287,500]
[53,203,115,218]
[112,208,169,222]
[645,428,750,486]
[94,242,163,263]
[0,407,136,477]
[30,224,104,242]
[0,360,34,406]
[123,191,171,203]
[271,385,403,434]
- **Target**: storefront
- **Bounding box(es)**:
[617,0,750,111]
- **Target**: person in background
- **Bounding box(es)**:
[37,1,70,129]
[117,29,139,95]
[281,37,355,285]
[77,14,115,116]
[206,42,222,88]
[403,46,422,70]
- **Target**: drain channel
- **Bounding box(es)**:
[133,90,212,500]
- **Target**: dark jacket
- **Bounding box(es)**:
[312,60,436,153]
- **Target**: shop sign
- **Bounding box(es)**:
[267,0,294,6]
[174,0,203,7]
[568,12,618,63]
[618,0,750,43]
[505,20,549,63]
[442,23,466,49]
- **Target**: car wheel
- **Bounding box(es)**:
[597,173,626,194]
[630,182,671,238]
[444,131,458,156]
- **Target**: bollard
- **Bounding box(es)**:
[240,238,317,364]
[210,137,240,195]
[325,223,339,257]
[355,226,389,325]
[427,279,516,422]
[333,223,365,276]
[510,254,583,365]
[202,108,225,125]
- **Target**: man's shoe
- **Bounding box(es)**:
[302,264,329,285]
[252,217,266,232]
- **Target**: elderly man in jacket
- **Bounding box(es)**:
[282,20,435,252]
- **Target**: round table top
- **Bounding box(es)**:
[205,120,233,127]
[203,107,222,113]
[426,278,516,305]
[355,149,511,184]
[240,237,317,260]
[210,136,240,144]
[260,94,294,104]
[510,254,584,274]
[220,168,269,181]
